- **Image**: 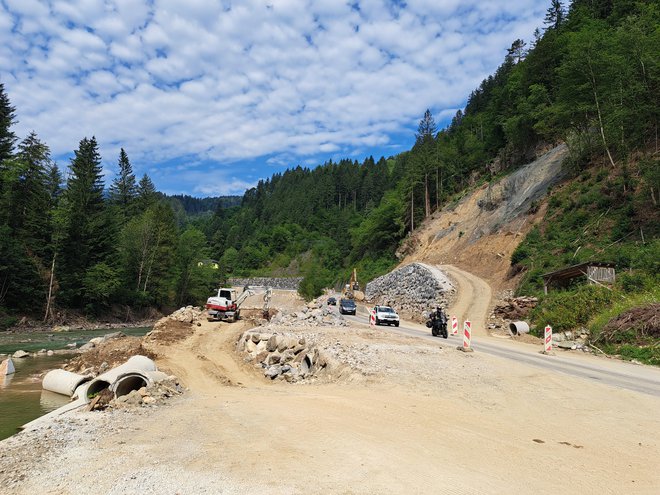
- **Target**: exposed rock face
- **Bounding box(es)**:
[228,277,302,290]
[365,263,455,322]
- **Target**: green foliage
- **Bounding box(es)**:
[83,262,121,313]
[587,286,660,365]
[530,285,615,333]
[298,263,333,301]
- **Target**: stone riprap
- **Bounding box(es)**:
[228,277,302,290]
[365,263,455,322]
[237,330,335,382]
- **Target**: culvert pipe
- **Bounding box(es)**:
[300,355,313,375]
[112,370,170,397]
[509,321,530,336]
[42,369,92,397]
[85,355,157,400]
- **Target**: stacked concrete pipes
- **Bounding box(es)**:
[38,355,165,412]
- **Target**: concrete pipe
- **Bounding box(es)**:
[509,321,530,336]
[112,370,170,397]
[85,355,157,400]
[300,354,313,375]
[42,369,92,397]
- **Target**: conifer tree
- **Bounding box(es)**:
[136,173,157,212]
[545,0,565,30]
[0,83,16,166]
[11,132,52,257]
[109,148,137,217]
[58,136,109,307]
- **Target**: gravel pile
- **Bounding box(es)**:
[154,306,204,327]
[365,263,455,321]
[228,277,302,290]
[267,300,348,327]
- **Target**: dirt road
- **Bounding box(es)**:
[2,279,660,494]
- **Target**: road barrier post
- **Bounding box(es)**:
[451,316,458,335]
[370,309,376,327]
[542,325,553,354]
[457,320,474,352]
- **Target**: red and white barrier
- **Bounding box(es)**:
[463,320,472,350]
[451,316,458,335]
[543,325,553,354]
[370,309,376,327]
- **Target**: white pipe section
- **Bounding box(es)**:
[509,321,530,336]
[24,355,160,431]
[112,370,170,397]
[42,369,92,396]
[1,358,15,376]
[85,355,157,399]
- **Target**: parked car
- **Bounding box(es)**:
[339,298,356,315]
[327,297,337,306]
[374,306,399,327]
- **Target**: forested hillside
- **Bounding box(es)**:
[0,0,658,333]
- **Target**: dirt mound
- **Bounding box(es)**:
[598,303,660,344]
[65,336,156,374]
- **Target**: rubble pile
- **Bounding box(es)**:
[109,376,184,410]
[228,277,302,290]
[491,296,538,321]
[237,330,335,382]
[488,296,539,334]
[154,306,204,328]
[365,263,455,321]
[267,300,348,327]
[78,331,125,351]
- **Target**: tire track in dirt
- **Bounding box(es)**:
[438,264,492,337]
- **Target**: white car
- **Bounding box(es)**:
[374,306,400,327]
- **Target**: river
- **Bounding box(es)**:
[0,327,151,441]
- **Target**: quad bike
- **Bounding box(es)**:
[426,313,448,338]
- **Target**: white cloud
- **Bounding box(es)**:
[3,0,549,196]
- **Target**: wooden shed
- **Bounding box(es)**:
[542,262,616,294]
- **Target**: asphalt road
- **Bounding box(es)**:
[342,308,660,397]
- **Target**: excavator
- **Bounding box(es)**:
[206,285,272,322]
[342,268,360,299]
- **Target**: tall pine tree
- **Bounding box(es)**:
[109,148,137,218]
[58,136,110,308]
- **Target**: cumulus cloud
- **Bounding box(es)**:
[2,0,548,196]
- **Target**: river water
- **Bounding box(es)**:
[0,327,151,441]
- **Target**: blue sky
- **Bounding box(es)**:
[1,0,548,197]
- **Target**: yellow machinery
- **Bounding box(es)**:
[343,269,360,299]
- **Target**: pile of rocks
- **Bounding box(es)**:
[267,300,348,328]
[109,376,184,410]
[237,330,334,382]
[228,277,302,290]
[365,263,455,321]
[153,306,204,330]
[78,331,125,352]
[491,296,538,321]
[488,297,538,334]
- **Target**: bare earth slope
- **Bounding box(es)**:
[401,144,567,294]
